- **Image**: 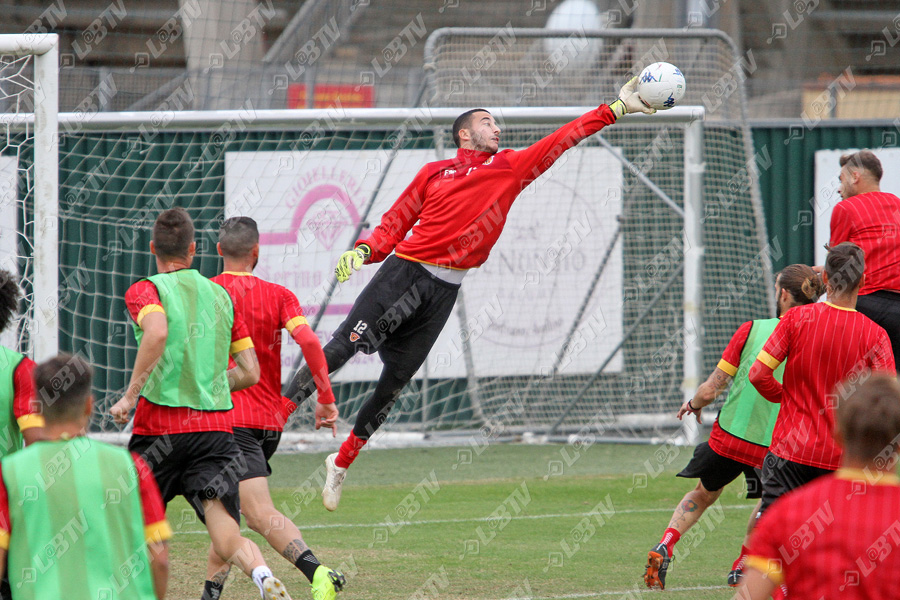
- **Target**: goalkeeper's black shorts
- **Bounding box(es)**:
[332,255,460,380]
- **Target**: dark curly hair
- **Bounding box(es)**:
[0,268,21,334]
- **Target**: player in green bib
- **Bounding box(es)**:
[0,270,48,600]
[0,270,45,456]
[109,207,295,600]
[0,354,171,599]
[643,265,825,590]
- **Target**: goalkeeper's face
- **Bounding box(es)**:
[464,112,501,153]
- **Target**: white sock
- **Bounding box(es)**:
[251,566,274,596]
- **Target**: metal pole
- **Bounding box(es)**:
[549,264,684,434]
[548,217,622,377]
[682,118,706,445]
[32,35,59,361]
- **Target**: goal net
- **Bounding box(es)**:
[11,30,771,442]
[0,34,58,363]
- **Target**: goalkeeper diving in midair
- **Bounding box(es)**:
[283,78,657,511]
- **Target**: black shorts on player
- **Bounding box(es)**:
[759,451,832,516]
[677,442,763,499]
[129,431,242,524]
[287,255,461,441]
[331,255,460,377]
[232,427,282,480]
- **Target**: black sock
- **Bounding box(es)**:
[201,580,224,600]
[295,549,321,583]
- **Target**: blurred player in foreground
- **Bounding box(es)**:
[750,242,894,511]
[0,269,45,450]
[202,217,345,600]
[739,373,900,599]
[0,269,46,600]
[830,149,900,362]
[644,265,824,590]
[284,78,658,511]
[0,354,170,599]
[110,207,293,599]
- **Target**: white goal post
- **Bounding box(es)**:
[0,34,59,361]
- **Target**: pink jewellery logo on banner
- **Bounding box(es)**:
[258,167,373,317]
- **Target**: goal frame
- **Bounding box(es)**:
[0,33,59,361]
[46,105,704,440]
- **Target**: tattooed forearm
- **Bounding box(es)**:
[282,538,310,563]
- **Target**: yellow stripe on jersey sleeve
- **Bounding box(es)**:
[285,316,308,334]
[0,528,8,550]
[744,556,785,585]
[16,414,45,431]
[717,359,738,377]
[136,304,165,326]
[756,350,783,370]
[230,337,254,355]
[145,520,173,544]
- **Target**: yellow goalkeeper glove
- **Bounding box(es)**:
[609,76,657,119]
[335,244,371,282]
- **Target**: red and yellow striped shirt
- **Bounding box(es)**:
[212,272,312,431]
[830,191,900,295]
[753,302,895,470]
[747,469,900,599]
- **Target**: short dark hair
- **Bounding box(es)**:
[0,269,21,334]
[219,216,259,258]
[824,241,865,294]
[33,353,93,424]
[840,150,883,182]
[835,372,900,463]
[776,264,825,306]
[452,108,491,148]
[153,207,195,260]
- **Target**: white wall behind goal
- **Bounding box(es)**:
[225,146,623,383]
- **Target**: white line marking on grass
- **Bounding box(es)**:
[172,504,754,535]
[492,584,730,599]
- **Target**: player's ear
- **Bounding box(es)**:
[216,242,223,257]
[84,395,93,419]
[149,241,156,256]
[188,241,197,256]
[858,272,865,290]
[252,243,260,260]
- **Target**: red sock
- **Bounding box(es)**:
[732,544,750,570]
[660,528,681,550]
[335,432,367,469]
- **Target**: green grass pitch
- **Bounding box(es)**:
[163,443,756,599]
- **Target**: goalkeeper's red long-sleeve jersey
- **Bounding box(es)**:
[357,104,618,270]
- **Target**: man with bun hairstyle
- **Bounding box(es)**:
[644,265,825,590]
